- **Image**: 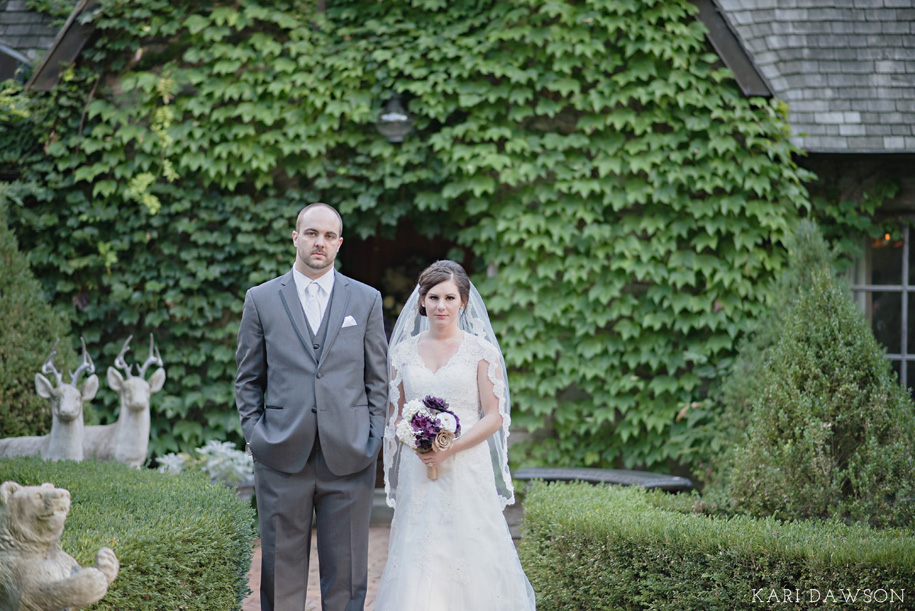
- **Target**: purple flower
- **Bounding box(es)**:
[423,395,449,412]
[411,413,437,452]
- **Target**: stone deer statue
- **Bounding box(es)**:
[0,339,98,462]
[83,335,165,468]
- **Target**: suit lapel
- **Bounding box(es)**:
[278,271,318,363]
[318,271,351,368]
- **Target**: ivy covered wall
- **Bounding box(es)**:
[3,0,815,470]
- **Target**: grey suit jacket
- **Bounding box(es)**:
[235,270,388,476]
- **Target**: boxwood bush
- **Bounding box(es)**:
[704,220,837,487]
[520,482,915,610]
[0,457,255,610]
[726,250,915,528]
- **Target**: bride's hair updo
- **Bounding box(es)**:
[417,260,470,317]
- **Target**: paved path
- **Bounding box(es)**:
[242,527,391,611]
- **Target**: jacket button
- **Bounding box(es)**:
[311,407,317,413]
[316,372,323,379]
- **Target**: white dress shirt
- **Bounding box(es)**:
[293,266,335,332]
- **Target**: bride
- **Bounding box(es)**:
[375,260,536,610]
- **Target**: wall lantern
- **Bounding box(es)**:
[375,94,413,143]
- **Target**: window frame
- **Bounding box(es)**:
[849,223,912,388]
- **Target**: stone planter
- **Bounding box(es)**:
[234,478,255,504]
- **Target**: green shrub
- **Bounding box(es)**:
[520,482,915,611]
[0,197,77,439]
[727,259,915,527]
[700,220,838,487]
[0,457,255,610]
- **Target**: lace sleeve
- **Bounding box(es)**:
[477,339,509,416]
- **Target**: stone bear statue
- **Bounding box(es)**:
[0,481,119,611]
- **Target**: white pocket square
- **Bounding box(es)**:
[342,315,358,328]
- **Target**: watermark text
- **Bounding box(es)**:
[753,588,905,604]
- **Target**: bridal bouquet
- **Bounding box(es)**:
[396,395,461,480]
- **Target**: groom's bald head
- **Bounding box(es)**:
[296,203,343,236]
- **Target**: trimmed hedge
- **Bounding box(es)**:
[520,482,915,610]
[0,457,255,610]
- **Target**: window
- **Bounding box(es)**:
[848,224,913,388]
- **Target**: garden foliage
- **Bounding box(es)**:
[0,82,36,167]
[24,0,78,26]
[521,482,915,610]
[4,0,816,467]
[700,220,837,485]
[157,439,254,487]
[725,251,915,527]
[0,197,77,439]
[0,456,255,610]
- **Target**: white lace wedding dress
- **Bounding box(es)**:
[375,332,536,610]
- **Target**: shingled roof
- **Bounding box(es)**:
[0,0,58,64]
[5,0,914,154]
[712,0,915,153]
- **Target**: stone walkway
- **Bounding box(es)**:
[241,498,522,610]
[241,527,391,611]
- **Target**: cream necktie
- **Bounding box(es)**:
[304,282,321,334]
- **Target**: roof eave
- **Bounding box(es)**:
[692,0,772,98]
[25,0,98,92]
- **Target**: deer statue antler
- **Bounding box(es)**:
[138,334,163,380]
[41,339,63,386]
[70,337,96,385]
[114,335,134,376]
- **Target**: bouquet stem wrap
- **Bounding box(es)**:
[425,429,456,480]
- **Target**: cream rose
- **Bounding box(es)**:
[432,429,455,452]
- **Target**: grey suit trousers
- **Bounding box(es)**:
[255,436,376,611]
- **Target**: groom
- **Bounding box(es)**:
[235,203,388,611]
